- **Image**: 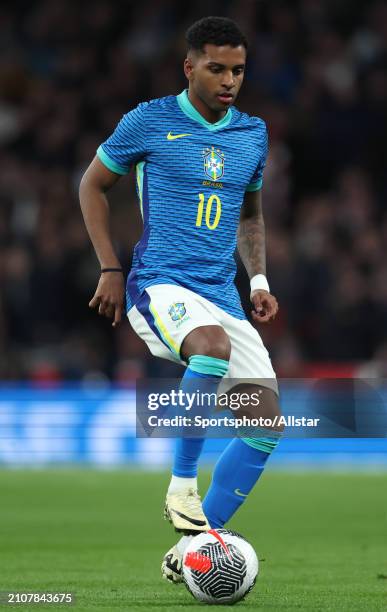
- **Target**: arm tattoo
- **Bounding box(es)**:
[237,210,266,279]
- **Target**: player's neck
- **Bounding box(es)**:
[187,88,226,124]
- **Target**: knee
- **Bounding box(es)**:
[205,341,231,362]
[199,330,231,361]
[182,326,231,362]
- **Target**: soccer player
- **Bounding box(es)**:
[79,16,282,583]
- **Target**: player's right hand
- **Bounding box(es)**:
[89,272,124,327]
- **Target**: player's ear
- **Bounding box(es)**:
[184,57,194,80]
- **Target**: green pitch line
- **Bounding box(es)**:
[0,469,386,611]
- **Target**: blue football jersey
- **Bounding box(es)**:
[97,90,268,319]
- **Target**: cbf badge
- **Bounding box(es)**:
[203,146,225,180]
[168,302,186,321]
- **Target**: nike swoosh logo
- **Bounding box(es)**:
[167,132,192,140]
[170,508,207,526]
[234,488,248,497]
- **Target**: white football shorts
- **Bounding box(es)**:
[127,284,278,394]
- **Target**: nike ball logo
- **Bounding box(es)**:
[167,132,192,140]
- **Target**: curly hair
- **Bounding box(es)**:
[185,16,248,52]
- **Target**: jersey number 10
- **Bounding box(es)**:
[196,194,222,230]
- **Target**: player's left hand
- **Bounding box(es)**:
[250,290,278,324]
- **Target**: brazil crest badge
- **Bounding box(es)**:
[203,146,225,180]
[168,302,186,321]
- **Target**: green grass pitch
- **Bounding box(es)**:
[0,469,386,611]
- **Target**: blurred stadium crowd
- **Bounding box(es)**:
[1,0,387,383]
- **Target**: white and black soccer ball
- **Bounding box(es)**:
[182,529,258,605]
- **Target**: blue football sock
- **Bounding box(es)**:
[172,355,228,478]
[202,435,281,528]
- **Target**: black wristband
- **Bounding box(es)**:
[101,268,123,273]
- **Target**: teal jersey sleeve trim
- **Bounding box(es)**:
[135,161,145,219]
[188,354,229,377]
[245,178,263,192]
[97,145,130,175]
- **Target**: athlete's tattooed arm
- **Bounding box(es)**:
[237,189,266,278]
[238,190,278,323]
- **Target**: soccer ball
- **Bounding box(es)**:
[182,529,258,605]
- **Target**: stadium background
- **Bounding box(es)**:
[1,0,387,384]
[0,2,386,610]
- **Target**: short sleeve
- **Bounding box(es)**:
[96,103,147,175]
[246,120,268,192]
